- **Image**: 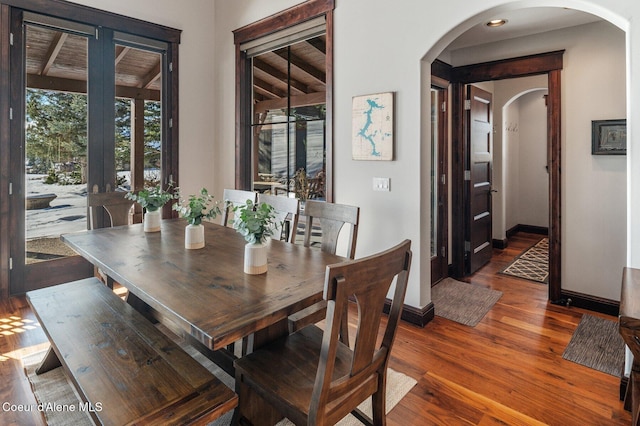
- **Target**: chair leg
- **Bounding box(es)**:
[233,372,283,426]
[371,391,386,426]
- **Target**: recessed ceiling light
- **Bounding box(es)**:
[487,19,507,28]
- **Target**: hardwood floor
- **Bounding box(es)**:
[0,232,630,425]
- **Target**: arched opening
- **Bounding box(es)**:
[424,4,627,312]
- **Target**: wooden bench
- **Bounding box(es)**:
[27,278,237,425]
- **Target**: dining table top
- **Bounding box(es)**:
[61,219,344,351]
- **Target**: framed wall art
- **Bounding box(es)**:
[592,119,626,155]
[352,92,394,160]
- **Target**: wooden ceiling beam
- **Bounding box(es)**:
[140,61,161,89]
[253,77,285,99]
[115,46,131,66]
[40,32,68,76]
[306,38,325,55]
[27,74,160,101]
[273,49,325,85]
[253,58,307,95]
[253,91,325,115]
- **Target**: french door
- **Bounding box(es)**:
[6,8,177,295]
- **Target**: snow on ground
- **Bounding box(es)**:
[26,174,89,240]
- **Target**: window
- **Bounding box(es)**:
[234,0,334,201]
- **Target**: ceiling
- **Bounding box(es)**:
[26,24,162,101]
[251,35,326,116]
[444,7,603,53]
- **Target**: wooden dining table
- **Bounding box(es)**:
[61,219,343,371]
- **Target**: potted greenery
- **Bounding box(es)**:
[232,200,276,274]
[126,184,176,232]
[172,187,221,249]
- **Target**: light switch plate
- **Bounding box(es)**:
[373,177,390,191]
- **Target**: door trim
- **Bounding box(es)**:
[450,50,564,302]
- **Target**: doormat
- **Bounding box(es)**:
[432,278,502,327]
[500,238,548,284]
[562,314,625,376]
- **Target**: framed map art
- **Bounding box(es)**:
[352,92,394,160]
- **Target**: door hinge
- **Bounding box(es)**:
[169,62,173,72]
[441,101,446,113]
[441,246,446,257]
[464,241,471,252]
[464,170,471,181]
[95,28,99,39]
[9,107,13,120]
[169,118,173,128]
[10,32,14,46]
[464,99,471,110]
[441,174,446,185]
[9,182,12,195]
[9,257,12,270]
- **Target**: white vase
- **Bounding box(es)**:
[244,242,268,274]
[185,224,205,249]
[143,209,161,232]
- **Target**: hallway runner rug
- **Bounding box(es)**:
[432,277,503,327]
[562,314,625,376]
[500,237,549,284]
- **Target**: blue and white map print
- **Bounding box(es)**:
[352,92,393,160]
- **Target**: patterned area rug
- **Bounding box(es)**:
[500,238,548,283]
[562,314,625,376]
[432,278,503,327]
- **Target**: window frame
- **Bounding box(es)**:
[233,0,334,202]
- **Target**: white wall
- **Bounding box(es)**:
[65,0,638,307]
[500,87,549,232]
[517,90,549,228]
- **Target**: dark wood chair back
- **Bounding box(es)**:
[234,239,412,425]
[87,190,134,230]
[221,189,257,227]
[303,200,359,259]
[257,193,300,243]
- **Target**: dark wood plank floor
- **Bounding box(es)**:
[0,232,630,425]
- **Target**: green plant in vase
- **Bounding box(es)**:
[232,200,276,274]
[172,187,221,225]
[172,188,221,249]
[126,183,177,232]
[126,183,176,212]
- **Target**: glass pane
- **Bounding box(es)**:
[431,89,439,258]
[250,35,326,198]
[114,44,163,207]
[25,25,88,263]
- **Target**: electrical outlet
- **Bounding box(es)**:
[373,177,390,192]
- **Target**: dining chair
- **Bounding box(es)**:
[221,189,257,227]
[288,200,360,333]
[87,188,135,230]
[87,186,135,289]
[233,239,412,426]
[257,193,300,243]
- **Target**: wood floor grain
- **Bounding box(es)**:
[0,232,630,425]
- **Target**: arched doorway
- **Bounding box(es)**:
[424,5,627,310]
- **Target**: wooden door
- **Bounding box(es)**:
[466,85,493,274]
[431,86,448,285]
